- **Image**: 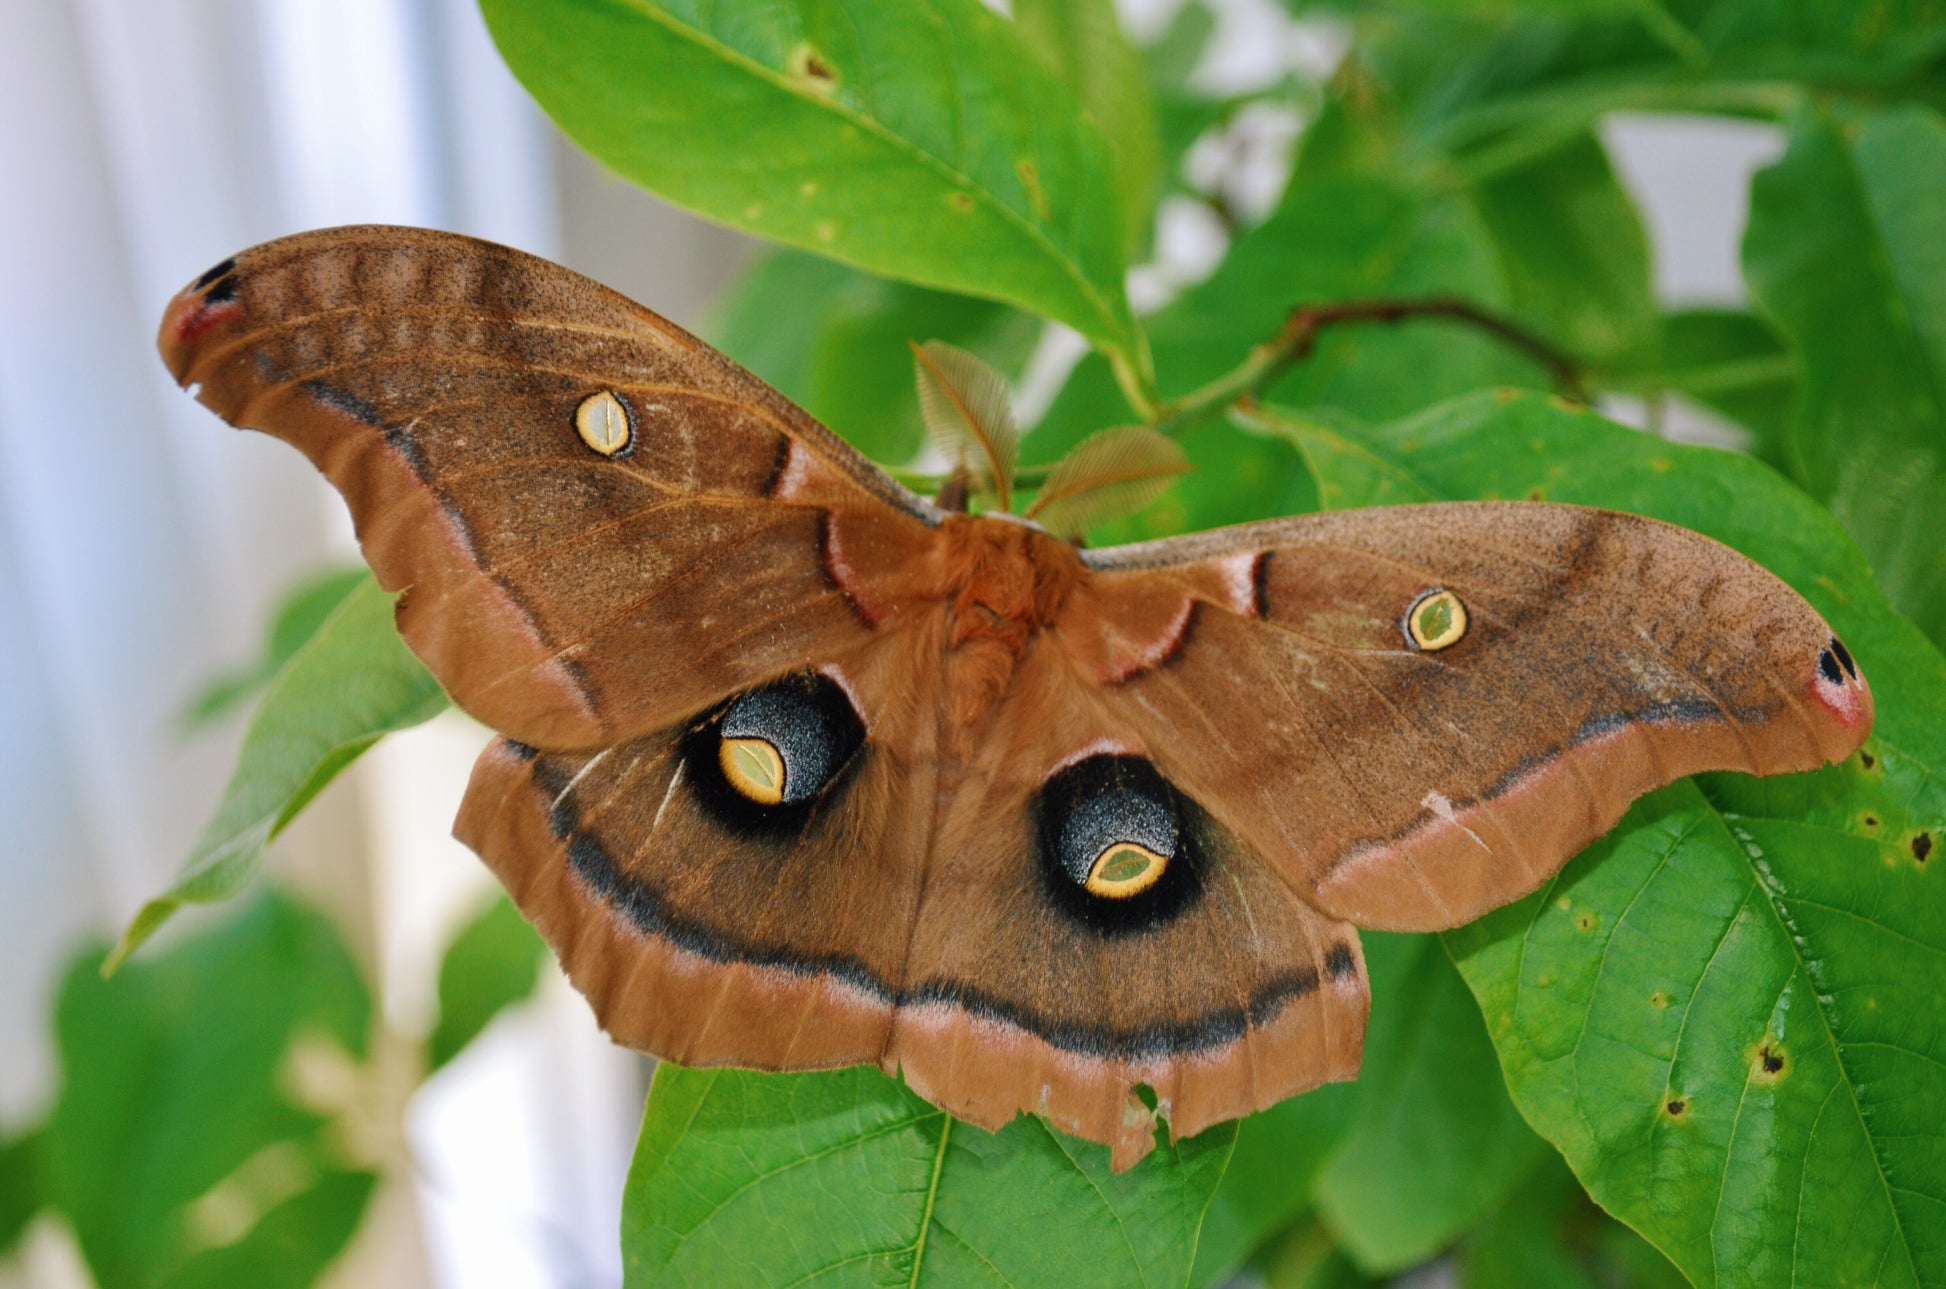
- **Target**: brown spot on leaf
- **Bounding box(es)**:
[1860,750,1877,770]
[1665,1097,1688,1117]
[1914,832,1933,864]
[1649,990,1670,1010]
[1757,1044,1786,1077]
[787,43,839,93]
[1574,911,1598,932]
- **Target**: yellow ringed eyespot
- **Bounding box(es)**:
[719,737,785,805]
[1085,842,1168,899]
[574,390,632,456]
[1406,588,1467,651]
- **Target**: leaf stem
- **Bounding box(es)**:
[1108,344,1161,423]
[1148,297,1588,438]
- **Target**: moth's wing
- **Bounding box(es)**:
[458,621,1367,1172]
[455,623,947,1078]
[1076,501,1873,932]
[883,636,1368,1170]
[157,226,934,748]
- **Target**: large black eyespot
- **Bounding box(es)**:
[1035,755,1204,935]
[683,673,866,834]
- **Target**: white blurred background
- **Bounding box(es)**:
[0,0,1781,1284]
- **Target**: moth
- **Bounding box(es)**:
[159,227,1873,1169]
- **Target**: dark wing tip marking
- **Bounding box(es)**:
[1828,636,1858,680]
[194,257,238,290]
[1324,942,1357,981]
[1251,550,1272,619]
[1818,645,1845,685]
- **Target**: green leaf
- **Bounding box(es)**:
[1028,169,1534,523]
[110,577,448,971]
[179,565,367,730]
[1457,1151,1687,1289]
[623,1064,1235,1287]
[1469,133,1656,369]
[482,0,1145,379]
[427,895,549,1071]
[46,892,373,1288]
[1258,389,1945,1288]
[1189,1085,1354,1286]
[1014,0,1162,255]
[708,249,1040,467]
[1745,103,1946,650]
[1255,1218,1379,1289]
[1314,935,1548,1275]
[1619,309,1797,467]
[0,1128,41,1260]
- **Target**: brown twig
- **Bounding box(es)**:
[1150,296,1587,437]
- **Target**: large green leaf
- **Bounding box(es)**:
[1314,936,1549,1275]
[709,249,1040,468]
[1468,133,1656,370]
[623,1064,1235,1287]
[1014,0,1161,255]
[1252,390,1945,1287]
[111,576,448,970]
[180,565,366,730]
[1189,1085,1353,1287]
[1745,103,1946,651]
[482,0,1145,378]
[46,892,374,1289]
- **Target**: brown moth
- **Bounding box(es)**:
[158,226,1873,1169]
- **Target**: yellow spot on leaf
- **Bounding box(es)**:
[787,43,839,94]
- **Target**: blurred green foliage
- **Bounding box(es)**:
[8,888,544,1286]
